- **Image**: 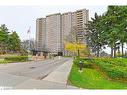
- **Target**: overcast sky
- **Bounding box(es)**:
[0,6,108,41]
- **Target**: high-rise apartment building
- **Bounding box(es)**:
[61,12,72,37]
[36,9,89,55]
[46,13,62,54]
[75,9,89,44]
[36,18,46,51]
[61,12,73,56]
[71,12,77,28]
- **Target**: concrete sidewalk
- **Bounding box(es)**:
[43,59,73,84]
[14,58,77,89]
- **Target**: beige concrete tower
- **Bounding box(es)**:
[36,9,89,56]
[36,18,46,51]
[72,12,77,28]
[46,13,62,54]
[61,12,73,56]
[75,9,89,44]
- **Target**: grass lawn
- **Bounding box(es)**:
[68,64,127,89]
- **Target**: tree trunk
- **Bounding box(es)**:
[97,46,99,57]
[111,47,113,58]
[97,50,99,57]
[114,44,116,58]
[114,48,116,58]
[77,50,80,57]
[121,43,124,57]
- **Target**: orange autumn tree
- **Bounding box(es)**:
[64,26,88,57]
[64,42,86,56]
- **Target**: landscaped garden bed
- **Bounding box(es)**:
[68,58,127,89]
[94,58,127,79]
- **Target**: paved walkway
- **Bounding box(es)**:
[43,59,73,84]
[13,58,77,89]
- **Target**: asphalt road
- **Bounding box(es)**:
[0,57,70,80]
[0,57,77,89]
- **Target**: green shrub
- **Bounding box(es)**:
[107,66,127,79]
[0,60,12,64]
[4,56,28,62]
[73,57,85,64]
[74,58,127,79]
[96,58,127,67]
[73,58,94,68]
[83,60,93,68]
[94,58,127,79]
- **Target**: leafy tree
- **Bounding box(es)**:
[116,6,127,57]
[65,26,85,57]
[8,31,21,52]
[0,24,22,54]
[64,42,86,55]
[86,13,105,57]
[21,39,36,51]
[0,24,9,54]
[64,43,86,56]
[101,6,127,58]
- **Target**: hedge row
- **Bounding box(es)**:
[73,58,94,68]
[74,58,127,79]
[94,59,127,79]
[95,58,127,67]
[4,56,28,62]
[0,60,12,64]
